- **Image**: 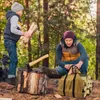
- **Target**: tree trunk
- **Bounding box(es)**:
[96,0,100,79]
[17,69,48,94]
[0,29,1,41]
[43,0,49,67]
[25,0,32,62]
[37,0,41,67]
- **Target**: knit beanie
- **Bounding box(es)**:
[63,30,75,40]
[11,2,24,12]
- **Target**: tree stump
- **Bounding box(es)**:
[17,69,48,95]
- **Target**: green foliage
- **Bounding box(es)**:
[48,0,96,79]
[0,0,96,79]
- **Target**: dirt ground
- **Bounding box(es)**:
[0,80,100,100]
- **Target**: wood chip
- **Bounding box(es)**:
[54,93,62,99]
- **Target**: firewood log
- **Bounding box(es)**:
[17,70,48,94]
[27,72,39,94]
[82,75,93,97]
[27,72,48,94]
[21,22,38,44]
[17,69,28,93]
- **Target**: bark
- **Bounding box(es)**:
[37,0,41,67]
[0,29,1,41]
[96,0,100,79]
[25,0,32,62]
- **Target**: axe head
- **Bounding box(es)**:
[25,64,32,72]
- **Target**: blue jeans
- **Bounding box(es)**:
[4,39,18,77]
[56,57,88,76]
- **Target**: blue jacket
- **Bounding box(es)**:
[56,37,88,68]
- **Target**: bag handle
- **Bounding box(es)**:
[68,65,81,75]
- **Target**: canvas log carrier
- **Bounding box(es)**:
[58,65,92,98]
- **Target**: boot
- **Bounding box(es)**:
[6,77,16,86]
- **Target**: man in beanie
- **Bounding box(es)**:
[55,30,88,76]
[39,30,88,78]
[4,2,31,85]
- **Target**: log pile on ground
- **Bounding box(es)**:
[82,75,92,97]
[0,79,100,100]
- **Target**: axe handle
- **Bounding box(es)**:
[29,54,49,67]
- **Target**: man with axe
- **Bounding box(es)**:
[4,2,37,85]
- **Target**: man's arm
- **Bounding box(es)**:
[76,43,88,69]
[56,44,65,68]
[77,43,88,61]
[10,15,24,35]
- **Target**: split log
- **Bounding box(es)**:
[81,75,93,97]
[17,68,28,92]
[21,22,38,44]
[27,72,48,94]
[17,70,48,94]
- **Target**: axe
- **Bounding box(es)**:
[25,54,49,72]
[17,54,49,92]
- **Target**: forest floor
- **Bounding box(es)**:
[0,79,100,100]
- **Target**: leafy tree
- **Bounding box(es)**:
[0,0,96,79]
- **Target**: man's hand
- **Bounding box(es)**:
[22,31,31,38]
[75,61,83,69]
[64,64,72,70]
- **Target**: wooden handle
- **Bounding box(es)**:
[29,54,49,67]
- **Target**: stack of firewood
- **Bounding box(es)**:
[81,75,92,97]
[19,22,38,48]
